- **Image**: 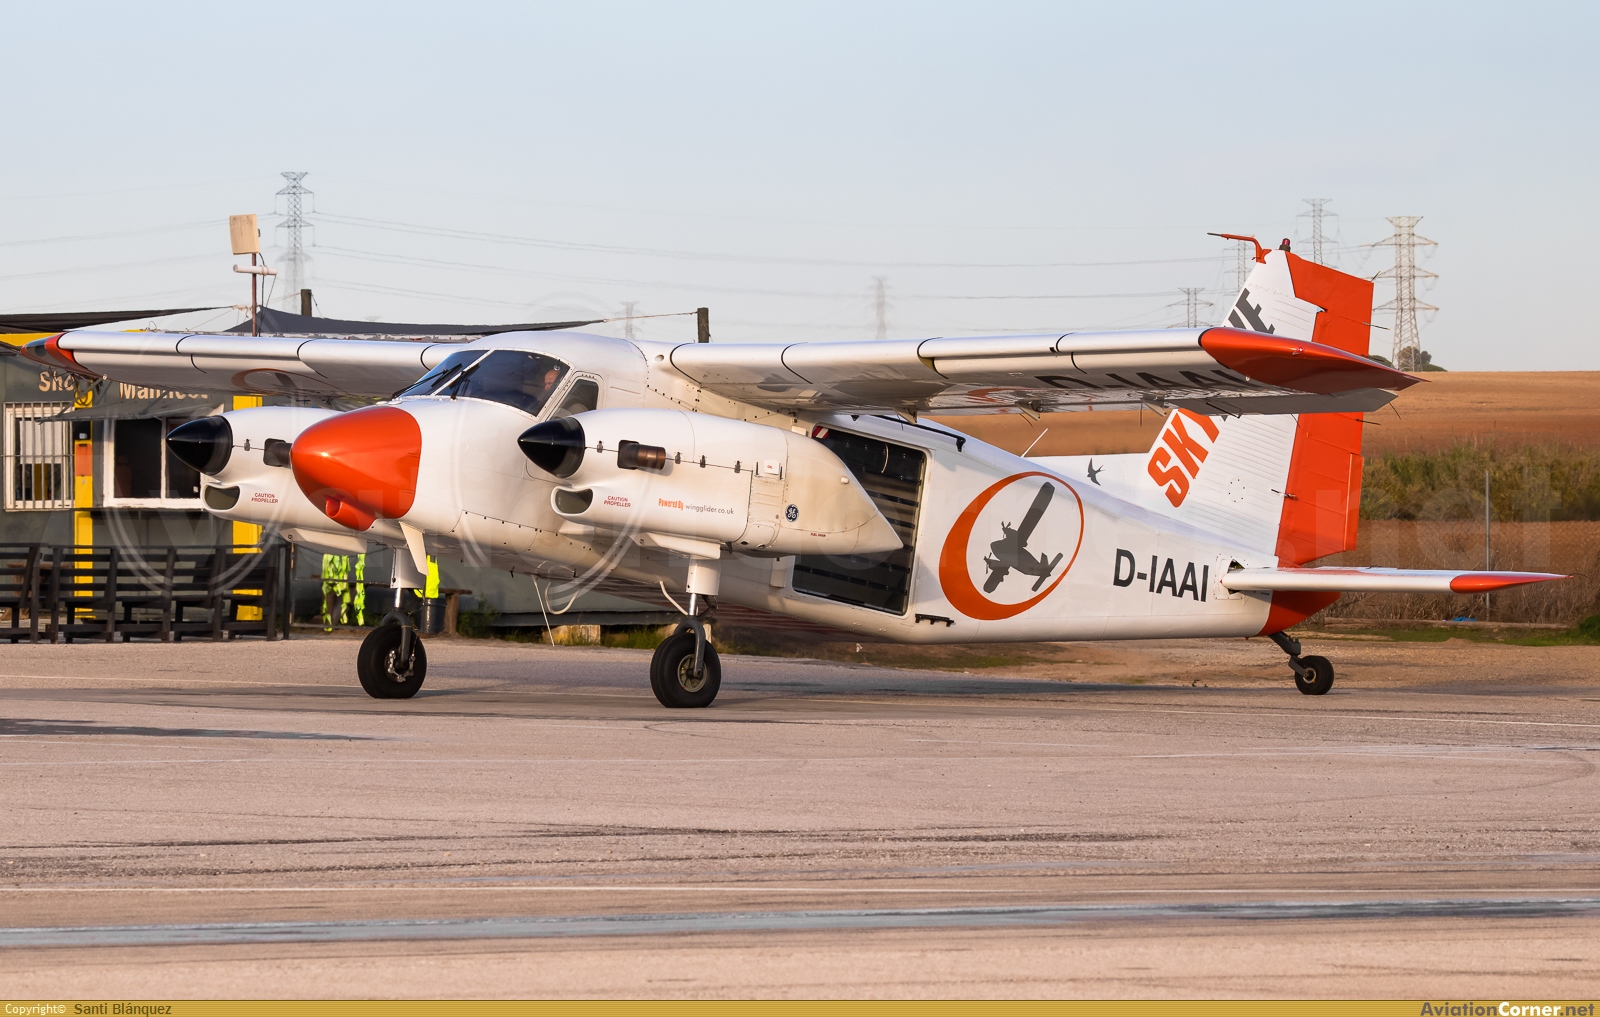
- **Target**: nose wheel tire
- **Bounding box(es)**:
[1294,654,1334,696]
[357,624,427,699]
[650,631,721,708]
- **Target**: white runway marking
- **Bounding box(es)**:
[7,898,1600,948]
[7,885,1599,896]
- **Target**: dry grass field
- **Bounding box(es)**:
[935,371,1600,457]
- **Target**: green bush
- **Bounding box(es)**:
[1576,615,1600,642]
[601,626,672,650]
[457,603,499,639]
[1362,443,1600,522]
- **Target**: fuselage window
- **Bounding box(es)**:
[400,350,571,418]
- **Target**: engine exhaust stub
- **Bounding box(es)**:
[617,440,667,471]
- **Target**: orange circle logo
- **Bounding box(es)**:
[938,471,1084,620]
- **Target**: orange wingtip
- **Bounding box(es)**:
[20,333,98,378]
[1199,327,1422,395]
[1448,572,1567,593]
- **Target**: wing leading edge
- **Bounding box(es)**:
[23,330,455,398]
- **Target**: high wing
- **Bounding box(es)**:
[668,326,1419,416]
[23,331,457,398]
[1221,568,1566,594]
[26,322,1417,414]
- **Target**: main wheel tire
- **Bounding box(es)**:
[649,631,721,708]
[357,624,427,699]
[1294,654,1334,696]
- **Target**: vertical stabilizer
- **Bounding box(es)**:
[1143,245,1376,570]
[1209,242,1378,632]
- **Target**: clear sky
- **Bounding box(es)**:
[5,2,1595,368]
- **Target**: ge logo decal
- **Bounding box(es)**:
[785,504,799,522]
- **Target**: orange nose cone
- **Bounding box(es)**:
[290,407,422,531]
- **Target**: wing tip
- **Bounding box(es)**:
[1198,326,1422,394]
[1448,572,1568,593]
[21,332,99,378]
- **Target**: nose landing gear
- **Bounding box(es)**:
[1269,630,1334,695]
[357,550,428,700]
[358,613,427,698]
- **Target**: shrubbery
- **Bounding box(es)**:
[457,603,499,638]
[1362,444,1600,522]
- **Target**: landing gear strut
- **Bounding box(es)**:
[1269,630,1333,695]
[358,551,428,699]
[652,560,721,709]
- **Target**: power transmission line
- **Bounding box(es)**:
[275,172,313,309]
[315,246,1189,301]
[872,277,888,339]
[308,212,1228,271]
[621,300,638,340]
[0,220,222,248]
[1233,240,1251,295]
[1368,215,1438,371]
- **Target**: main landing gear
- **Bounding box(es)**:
[651,560,721,709]
[1269,630,1333,695]
[651,617,721,708]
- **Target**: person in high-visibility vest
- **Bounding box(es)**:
[321,554,348,631]
[352,554,366,626]
[423,556,441,634]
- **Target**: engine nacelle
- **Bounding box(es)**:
[167,406,372,554]
[519,408,900,558]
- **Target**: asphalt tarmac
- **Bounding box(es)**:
[2,633,1598,998]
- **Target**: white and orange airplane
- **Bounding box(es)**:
[23,238,1563,705]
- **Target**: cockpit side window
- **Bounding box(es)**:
[399,350,571,417]
[550,379,599,418]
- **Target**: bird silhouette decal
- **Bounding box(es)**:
[1086,459,1103,486]
[982,481,1067,593]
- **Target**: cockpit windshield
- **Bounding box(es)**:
[398,350,570,417]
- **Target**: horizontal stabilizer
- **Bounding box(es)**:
[1222,567,1566,595]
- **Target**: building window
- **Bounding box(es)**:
[3,402,72,511]
[107,417,203,506]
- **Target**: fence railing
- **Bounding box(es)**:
[0,543,289,643]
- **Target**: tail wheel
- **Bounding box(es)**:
[1295,654,1334,696]
[650,631,721,708]
[357,624,427,699]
